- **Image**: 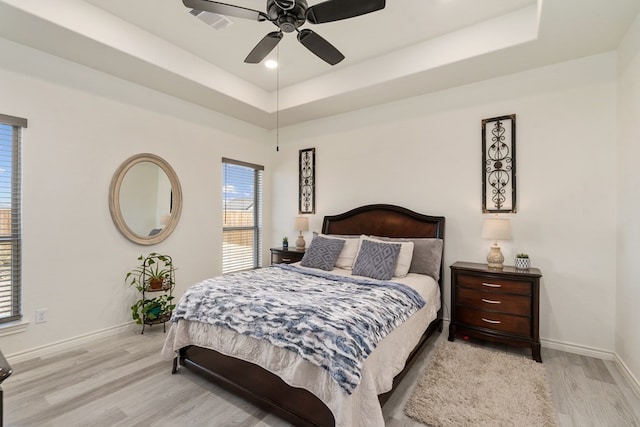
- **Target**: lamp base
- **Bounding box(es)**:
[486,244,504,269]
[296,233,306,250]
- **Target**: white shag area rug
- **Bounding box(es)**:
[405,340,557,427]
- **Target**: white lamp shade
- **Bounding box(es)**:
[294,216,309,232]
[481,218,512,241]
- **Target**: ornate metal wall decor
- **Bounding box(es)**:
[482,114,516,213]
[299,148,315,214]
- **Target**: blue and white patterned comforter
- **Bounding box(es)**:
[171,264,425,394]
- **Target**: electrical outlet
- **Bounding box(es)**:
[35,308,48,324]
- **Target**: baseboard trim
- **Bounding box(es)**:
[541,337,640,395]
[444,321,640,393]
[6,320,640,398]
[444,320,617,361]
[541,337,615,360]
[7,321,136,363]
[614,353,640,400]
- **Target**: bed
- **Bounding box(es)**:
[162,204,445,426]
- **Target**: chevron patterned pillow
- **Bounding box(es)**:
[352,239,401,281]
[300,235,346,271]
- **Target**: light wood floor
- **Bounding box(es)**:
[4,327,640,426]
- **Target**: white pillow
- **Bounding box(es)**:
[318,234,360,269]
[357,235,414,278]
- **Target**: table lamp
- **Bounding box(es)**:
[481,217,512,269]
[294,216,309,249]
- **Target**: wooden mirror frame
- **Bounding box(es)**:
[109,153,182,245]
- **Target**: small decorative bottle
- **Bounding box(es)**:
[282,237,289,250]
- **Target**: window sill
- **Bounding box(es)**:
[0,320,30,337]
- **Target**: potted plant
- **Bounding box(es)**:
[131,294,175,325]
[126,253,175,292]
[515,253,530,270]
[126,253,177,329]
[282,236,289,250]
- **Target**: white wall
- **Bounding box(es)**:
[0,38,273,357]
[273,52,619,356]
[616,13,640,386]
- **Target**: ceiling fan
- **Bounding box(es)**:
[183,0,386,65]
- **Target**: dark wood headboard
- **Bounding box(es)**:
[322,204,446,289]
[322,204,445,239]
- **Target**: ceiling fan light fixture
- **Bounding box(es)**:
[184,0,386,65]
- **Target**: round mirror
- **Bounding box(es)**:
[109,153,182,245]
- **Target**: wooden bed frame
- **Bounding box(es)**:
[173,204,445,427]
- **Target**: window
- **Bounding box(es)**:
[0,114,25,324]
[222,158,263,274]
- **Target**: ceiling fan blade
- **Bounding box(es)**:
[306,0,385,24]
[297,29,344,65]
[183,0,267,22]
[245,31,283,63]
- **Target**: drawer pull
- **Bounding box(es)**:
[481,317,501,324]
[282,258,292,262]
[482,282,502,288]
[482,298,501,304]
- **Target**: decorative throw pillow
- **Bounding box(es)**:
[300,235,345,271]
[409,238,443,280]
[352,239,401,281]
[316,233,360,269]
[372,236,444,280]
[362,235,414,278]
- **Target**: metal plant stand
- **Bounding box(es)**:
[140,254,175,334]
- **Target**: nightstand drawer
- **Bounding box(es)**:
[278,256,297,263]
[457,287,531,315]
[457,273,531,296]
[270,247,305,265]
[457,306,531,336]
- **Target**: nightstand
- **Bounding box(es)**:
[448,261,543,362]
[270,247,305,265]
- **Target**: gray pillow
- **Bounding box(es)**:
[371,236,443,280]
[300,235,345,271]
[352,239,401,281]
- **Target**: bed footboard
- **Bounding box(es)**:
[173,315,442,427]
[178,345,335,427]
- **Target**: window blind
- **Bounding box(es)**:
[222,158,263,274]
[0,114,25,324]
